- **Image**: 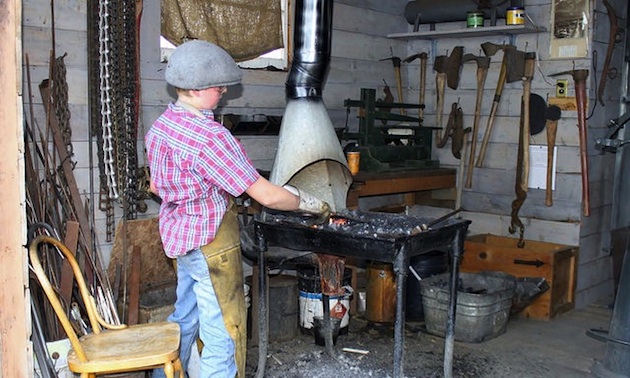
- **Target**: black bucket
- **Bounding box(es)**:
[297,266,352,334]
[405,250,449,321]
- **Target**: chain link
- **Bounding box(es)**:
[98,0,119,201]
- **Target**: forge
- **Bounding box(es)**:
[253,1,471,378]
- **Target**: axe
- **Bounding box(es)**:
[404,52,428,119]
[550,69,590,216]
[462,53,490,188]
[433,47,463,145]
[475,42,522,168]
[380,55,405,115]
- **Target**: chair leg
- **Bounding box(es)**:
[164,361,174,378]
[174,358,183,377]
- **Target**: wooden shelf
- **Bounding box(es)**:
[387,20,546,40]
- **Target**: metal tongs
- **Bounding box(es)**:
[411,207,463,234]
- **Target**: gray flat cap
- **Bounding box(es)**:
[165,40,243,90]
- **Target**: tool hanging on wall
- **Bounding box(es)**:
[433,47,463,144]
[597,0,621,106]
[462,53,490,188]
[550,69,590,217]
[404,52,428,120]
[436,102,468,160]
[475,42,518,168]
[545,105,562,207]
[381,52,405,115]
[509,52,536,248]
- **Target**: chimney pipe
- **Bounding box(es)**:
[269,0,351,212]
[286,0,333,99]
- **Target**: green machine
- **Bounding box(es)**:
[342,88,439,172]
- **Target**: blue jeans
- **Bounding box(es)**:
[153,248,236,378]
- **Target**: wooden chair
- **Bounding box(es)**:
[29,235,183,378]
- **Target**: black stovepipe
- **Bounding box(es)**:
[285,0,332,100]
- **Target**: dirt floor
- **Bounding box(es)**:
[245,314,559,378]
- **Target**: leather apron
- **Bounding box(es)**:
[200,200,247,378]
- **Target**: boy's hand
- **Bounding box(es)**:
[284,185,332,224]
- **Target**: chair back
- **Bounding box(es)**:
[28,235,103,362]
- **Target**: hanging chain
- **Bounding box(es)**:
[98,0,119,201]
[53,54,73,160]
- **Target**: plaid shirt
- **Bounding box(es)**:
[145,102,260,257]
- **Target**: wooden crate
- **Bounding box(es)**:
[462,234,578,320]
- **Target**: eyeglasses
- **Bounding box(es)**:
[211,86,227,94]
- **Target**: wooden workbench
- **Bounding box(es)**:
[346,168,457,209]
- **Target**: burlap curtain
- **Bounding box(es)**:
[161,0,283,62]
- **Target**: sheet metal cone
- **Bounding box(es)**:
[269,98,352,212]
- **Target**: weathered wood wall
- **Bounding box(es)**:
[400,0,625,307]
[1,0,30,375]
[20,0,626,309]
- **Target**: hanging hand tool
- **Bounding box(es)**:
[462,53,490,188]
[404,52,428,120]
[380,55,405,115]
[509,99,528,248]
[377,80,394,125]
[509,52,536,248]
[476,43,525,165]
[519,53,536,193]
[456,126,472,209]
[436,102,459,151]
[550,69,590,216]
[433,47,464,144]
[545,105,562,207]
[597,0,621,106]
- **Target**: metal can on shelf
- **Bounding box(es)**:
[467,11,485,28]
[506,7,525,25]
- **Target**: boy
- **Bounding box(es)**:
[147,40,330,377]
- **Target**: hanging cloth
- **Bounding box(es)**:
[161,0,283,61]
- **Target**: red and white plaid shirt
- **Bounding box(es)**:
[145,103,260,257]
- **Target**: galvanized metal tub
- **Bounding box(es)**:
[421,271,516,343]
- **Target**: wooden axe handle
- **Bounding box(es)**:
[545,119,558,206]
[574,71,590,217]
[465,65,488,188]
[520,56,536,193]
[394,66,405,115]
[419,57,427,118]
[435,72,447,142]
[476,56,508,168]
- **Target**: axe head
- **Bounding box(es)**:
[435,47,464,90]
[463,53,491,68]
[505,49,526,83]
[404,52,428,63]
[481,41,515,57]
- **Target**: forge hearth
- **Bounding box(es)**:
[253,210,471,378]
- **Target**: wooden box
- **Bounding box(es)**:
[462,234,578,320]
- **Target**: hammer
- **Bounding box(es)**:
[404,52,428,119]
[462,53,490,188]
[550,69,590,217]
[380,55,405,115]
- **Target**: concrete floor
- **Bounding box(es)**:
[247,303,614,377]
[456,303,612,377]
